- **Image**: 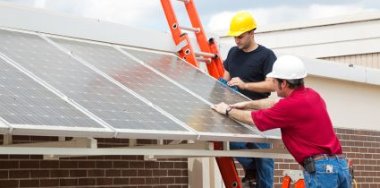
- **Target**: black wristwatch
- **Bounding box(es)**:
[225,106,232,117]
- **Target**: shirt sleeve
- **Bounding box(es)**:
[251,99,290,131]
[262,50,277,76]
[223,48,234,71]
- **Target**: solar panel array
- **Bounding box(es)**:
[0,28,280,141]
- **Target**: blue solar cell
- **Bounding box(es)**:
[123,48,281,138]
[0,55,106,132]
[52,38,264,139]
[0,29,191,138]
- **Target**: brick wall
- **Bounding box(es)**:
[272,128,380,188]
[0,136,188,188]
[0,155,188,188]
[0,128,379,188]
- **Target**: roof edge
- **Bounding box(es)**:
[0,2,175,52]
[302,56,380,86]
[258,11,380,33]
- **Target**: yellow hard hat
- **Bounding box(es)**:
[227,11,257,37]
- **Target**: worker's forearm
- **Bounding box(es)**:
[243,80,274,93]
[228,108,254,125]
[223,71,231,80]
[246,99,275,110]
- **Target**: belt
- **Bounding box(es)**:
[302,154,346,173]
[311,154,346,161]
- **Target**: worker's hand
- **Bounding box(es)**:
[228,77,246,90]
[230,101,251,110]
[211,102,230,115]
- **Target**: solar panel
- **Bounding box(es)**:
[123,48,281,138]
[50,38,269,141]
[0,29,196,140]
[0,117,9,133]
[0,54,112,137]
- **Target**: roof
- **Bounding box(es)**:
[300,56,380,86]
[217,11,380,37]
[258,11,380,33]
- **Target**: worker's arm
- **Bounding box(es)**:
[230,98,276,110]
[228,77,275,93]
[211,102,254,125]
[223,70,231,80]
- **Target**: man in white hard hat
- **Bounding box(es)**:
[222,11,276,188]
[212,55,352,188]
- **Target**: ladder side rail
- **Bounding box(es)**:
[162,1,240,188]
[214,142,242,188]
[209,38,225,77]
[182,0,210,53]
[160,0,198,67]
[182,0,222,78]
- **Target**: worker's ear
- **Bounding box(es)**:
[280,80,287,89]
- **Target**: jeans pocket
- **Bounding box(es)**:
[304,167,338,188]
[315,171,338,188]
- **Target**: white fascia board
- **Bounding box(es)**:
[218,12,380,37]
[0,3,175,52]
[366,69,380,85]
[220,38,380,61]
[218,41,380,86]
[301,57,380,86]
[258,12,380,33]
[10,124,115,138]
[220,39,380,85]
[273,38,380,58]
[0,147,292,159]
[220,14,380,58]
[256,20,380,49]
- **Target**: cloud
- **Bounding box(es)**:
[206,11,235,35]
[206,4,377,33]
[80,0,160,26]
[33,0,45,8]
[307,4,376,19]
[25,0,167,31]
[2,0,379,33]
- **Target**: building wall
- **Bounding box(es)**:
[0,136,188,188]
[320,52,380,69]
[1,6,379,187]
[272,128,380,188]
[1,130,380,188]
[219,14,380,187]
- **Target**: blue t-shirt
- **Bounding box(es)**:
[223,45,276,100]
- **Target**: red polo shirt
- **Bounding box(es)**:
[252,86,342,164]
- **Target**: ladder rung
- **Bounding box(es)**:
[176,0,190,3]
[196,57,211,64]
[179,26,200,33]
[175,40,188,52]
[195,51,216,58]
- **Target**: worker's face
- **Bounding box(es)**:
[274,79,286,97]
[234,31,253,50]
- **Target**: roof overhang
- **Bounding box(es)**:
[220,12,380,58]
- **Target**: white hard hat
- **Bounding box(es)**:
[266,55,307,79]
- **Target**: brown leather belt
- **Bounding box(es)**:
[311,154,346,161]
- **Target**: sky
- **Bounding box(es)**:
[1,0,380,34]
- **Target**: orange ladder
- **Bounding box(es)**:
[160,0,224,79]
[160,1,241,187]
[281,170,305,188]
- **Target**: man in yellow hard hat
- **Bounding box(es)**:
[213,55,352,188]
[222,11,276,188]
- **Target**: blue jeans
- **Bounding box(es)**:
[230,142,274,188]
[303,157,352,188]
